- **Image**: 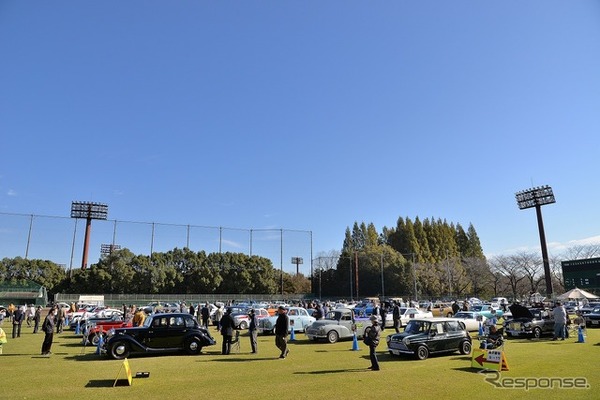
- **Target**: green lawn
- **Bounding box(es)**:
[1,323,597,400]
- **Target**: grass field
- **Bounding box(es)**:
[1,322,598,400]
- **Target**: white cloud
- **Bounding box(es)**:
[488,235,600,257]
[7,189,17,196]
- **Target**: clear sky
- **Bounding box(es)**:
[1,1,599,273]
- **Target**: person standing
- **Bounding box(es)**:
[132,307,146,327]
[274,306,289,359]
[56,306,65,333]
[200,303,210,328]
[220,308,235,355]
[380,303,387,331]
[248,309,258,354]
[392,301,401,333]
[214,305,224,332]
[366,315,381,371]
[33,306,42,333]
[12,305,25,338]
[41,307,56,355]
[553,301,567,341]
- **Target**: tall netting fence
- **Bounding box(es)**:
[0,212,313,276]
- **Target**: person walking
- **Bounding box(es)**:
[553,301,567,341]
[41,307,56,355]
[365,315,381,371]
[12,305,25,338]
[248,309,258,354]
[274,306,289,359]
[33,306,42,333]
[220,308,235,355]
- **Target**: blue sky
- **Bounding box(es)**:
[1,1,599,273]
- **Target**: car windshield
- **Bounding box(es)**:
[454,312,469,318]
[326,311,343,320]
[405,320,430,334]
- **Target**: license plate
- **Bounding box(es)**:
[593,321,599,325]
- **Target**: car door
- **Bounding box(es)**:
[428,322,448,352]
[145,315,170,348]
[162,315,189,348]
[444,321,465,350]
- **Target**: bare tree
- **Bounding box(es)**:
[561,244,600,260]
[513,252,544,294]
[489,255,527,299]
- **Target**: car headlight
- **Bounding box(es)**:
[386,336,391,343]
[403,338,411,346]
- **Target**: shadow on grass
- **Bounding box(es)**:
[85,379,123,388]
[294,368,371,374]
[452,366,486,374]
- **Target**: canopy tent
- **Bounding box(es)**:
[557,287,599,300]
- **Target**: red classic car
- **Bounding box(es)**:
[87,320,133,345]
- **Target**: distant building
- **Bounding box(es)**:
[0,280,48,306]
[561,257,600,294]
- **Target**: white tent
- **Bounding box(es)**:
[557,287,599,300]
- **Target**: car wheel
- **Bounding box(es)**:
[415,345,429,360]
[109,341,130,360]
[446,312,453,317]
[459,340,472,355]
[327,330,339,344]
[239,321,248,330]
[185,338,202,355]
[89,333,103,346]
[533,327,542,339]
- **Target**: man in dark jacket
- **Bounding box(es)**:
[274,306,290,359]
[200,303,210,328]
[392,302,401,333]
[220,308,236,355]
[12,306,25,338]
[33,306,42,333]
[248,309,258,354]
[41,308,56,355]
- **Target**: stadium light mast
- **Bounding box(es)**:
[71,201,108,269]
[515,185,556,296]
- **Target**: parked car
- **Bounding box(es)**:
[580,302,600,316]
[257,307,315,334]
[583,307,600,327]
[396,307,433,327]
[430,303,454,317]
[305,308,371,343]
[386,318,472,360]
[503,304,554,339]
[232,307,270,329]
[143,302,180,314]
[469,304,503,319]
[452,311,487,332]
[87,320,133,345]
[103,313,215,359]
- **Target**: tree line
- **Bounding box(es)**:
[1,215,597,300]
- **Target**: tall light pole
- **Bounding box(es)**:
[71,201,108,269]
[516,185,556,296]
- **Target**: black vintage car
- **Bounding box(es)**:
[103,313,216,359]
[503,304,555,339]
[386,318,472,360]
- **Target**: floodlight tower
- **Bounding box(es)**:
[71,201,108,269]
[515,185,556,296]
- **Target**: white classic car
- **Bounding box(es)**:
[257,307,315,334]
[396,307,433,327]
